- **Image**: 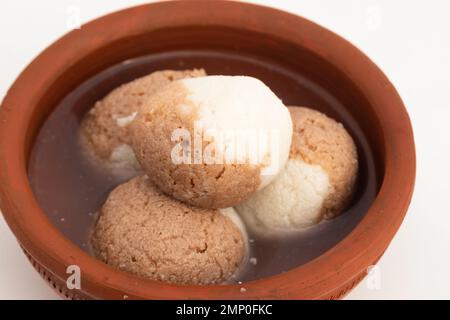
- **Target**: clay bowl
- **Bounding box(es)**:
[0,0,415,299]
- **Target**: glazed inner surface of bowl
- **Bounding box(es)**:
[27,26,382,283]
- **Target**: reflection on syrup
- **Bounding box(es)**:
[28,50,379,283]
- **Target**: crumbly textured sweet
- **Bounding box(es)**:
[80,69,206,171]
[289,107,358,218]
[131,76,293,208]
[236,106,358,233]
[91,176,246,285]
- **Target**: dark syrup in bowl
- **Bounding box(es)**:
[28,50,379,283]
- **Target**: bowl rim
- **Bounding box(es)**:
[0,0,415,299]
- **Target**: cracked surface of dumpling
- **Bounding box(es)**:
[91,176,247,285]
[131,76,293,208]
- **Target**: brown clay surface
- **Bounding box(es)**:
[0,0,415,299]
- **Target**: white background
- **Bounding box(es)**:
[1,0,449,300]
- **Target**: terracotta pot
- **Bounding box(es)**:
[0,0,415,299]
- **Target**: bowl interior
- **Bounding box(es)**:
[27,26,383,283]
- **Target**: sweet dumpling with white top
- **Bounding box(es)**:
[130,76,293,209]
[236,106,358,234]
